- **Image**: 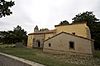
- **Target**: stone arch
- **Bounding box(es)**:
[36,40,40,47]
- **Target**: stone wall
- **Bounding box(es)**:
[27,35,34,48]
[55,22,91,38]
[60,55,100,66]
[33,34,44,48]
[43,53,100,66]
[43,32,94,55]
[44,33,55,40]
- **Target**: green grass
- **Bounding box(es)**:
[0,44,15,48]
[0,47,99,66]
[94,50,100,58]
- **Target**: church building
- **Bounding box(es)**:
[27,21,94,56]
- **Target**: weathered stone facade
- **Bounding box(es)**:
[43,32,94,56]
[27,22,94,56]
[55,22,91,39]
[27,29,56,48]
[33,34,44,48]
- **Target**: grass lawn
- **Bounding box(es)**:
[0,47,99,66]
[94,50,100,58]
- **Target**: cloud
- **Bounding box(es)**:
[0,0,100,33]
[0,0,35,33]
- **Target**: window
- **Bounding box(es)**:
[69,41,74,49]
[72,32,75,35]
[48,43,51,47]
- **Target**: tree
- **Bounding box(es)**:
[13,25,27,45]
[0,25,27,46]
[72,11,99,25]
[59,20,69,25]
[0,0,14,18]
[0,31,16,44]
[40,28,49,31]
[72,11,100,50]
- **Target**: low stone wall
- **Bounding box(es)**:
[63,55,95,66]
[43,48,100,66]
[43,48,93,56]
[48,54,100,66]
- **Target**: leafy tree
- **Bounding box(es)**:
[0,25,27,46]
[40,28,49,31]
[72,11,99,25]
[0,0,14,18]
[59,20,69,25]
[0,31,8,44]
[0,31,15,44]
[13,25,27,45]
[72,11,100,50]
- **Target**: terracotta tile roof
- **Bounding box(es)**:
[28,29,56,35]
[45,32,94,42]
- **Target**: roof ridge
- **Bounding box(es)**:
[28,29,56,35]
[45,32,94,42]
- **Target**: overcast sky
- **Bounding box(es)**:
[0,0,100,33]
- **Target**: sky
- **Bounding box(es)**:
[0,0,100,34]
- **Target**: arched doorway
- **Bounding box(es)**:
[36,40,40,47]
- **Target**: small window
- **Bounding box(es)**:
[72,32,75,35]
[69,41,74,49]
[48,43,51,47]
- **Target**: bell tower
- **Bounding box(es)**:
[34,25,39,32]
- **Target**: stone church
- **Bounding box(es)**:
[27,21,94,56]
